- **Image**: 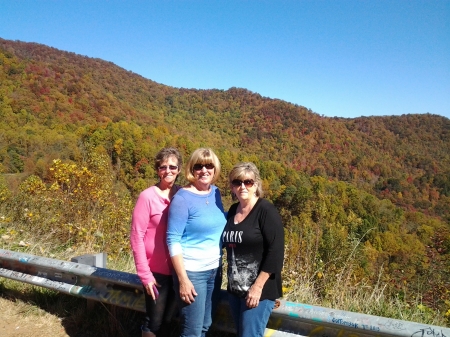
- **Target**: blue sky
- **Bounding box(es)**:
[1,0,449,119]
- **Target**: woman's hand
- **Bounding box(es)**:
[245,283,263,308]
[144,281,160,301]
[179,277,198,304]
[170,255,197,304]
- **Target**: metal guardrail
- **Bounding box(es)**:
[1,248,449,337]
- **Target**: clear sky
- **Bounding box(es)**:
[1,0,449,119]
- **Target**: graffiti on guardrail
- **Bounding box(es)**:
[76,284,146,310]
[411,327,447,337]
[0,267,80,294]
[267,318,369,337]
[2,249,449,337]
[92,269,139,285]
[383,319,406,331]
[331,318,362,329]
[98,288,145,309]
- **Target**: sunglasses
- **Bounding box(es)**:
[158,165,178,171]
[193,163,215,171]
[231,179,255,188]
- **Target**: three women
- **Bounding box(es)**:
[131,146,283,337]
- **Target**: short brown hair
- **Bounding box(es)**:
[154,147,182,171]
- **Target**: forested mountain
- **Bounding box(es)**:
[1,38,449,218]
[1,38,449,321]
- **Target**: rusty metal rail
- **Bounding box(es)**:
[1,248,449,337]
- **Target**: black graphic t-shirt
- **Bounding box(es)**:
[223,198,284,300]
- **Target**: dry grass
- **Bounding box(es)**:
[1,220,448,335]
[282,271,449,327]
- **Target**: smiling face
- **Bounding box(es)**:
[192,162,215,187]
[158,155,180,187]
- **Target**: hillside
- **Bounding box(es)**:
[0,38,449,322]
[1,38,449,218]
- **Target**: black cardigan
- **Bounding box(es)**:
[223,198,284,300]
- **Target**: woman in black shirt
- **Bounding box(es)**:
[223,162,284,337]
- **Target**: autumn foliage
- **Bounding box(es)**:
[0,38,449,324]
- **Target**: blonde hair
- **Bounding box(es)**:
[185,148,221,184]
[228,162,264,197]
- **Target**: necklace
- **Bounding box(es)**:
[187,183,211,204]
[205,190,210,205]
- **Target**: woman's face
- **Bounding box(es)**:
[231,173,257,202]
[158,155,180,185]
[192,162,215,186]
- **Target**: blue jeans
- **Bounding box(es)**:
[142,273,177,335]
[173,268,222,337]
[227,293,275,337]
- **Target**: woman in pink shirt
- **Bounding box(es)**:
[131,147,182,337]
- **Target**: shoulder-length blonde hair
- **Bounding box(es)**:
[185,148,221,184]
[228,162,264,197]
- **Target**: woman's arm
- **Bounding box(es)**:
[258,201,285,275]
[167,193,197,303]
[130,190,154,286]
[246,200,284,307]
[171,254,198,304]
[166,194,188,257]
[246,271,271,308]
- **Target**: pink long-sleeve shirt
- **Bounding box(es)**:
[130,185,175,285]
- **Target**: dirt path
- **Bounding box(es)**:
[0,297,69,337]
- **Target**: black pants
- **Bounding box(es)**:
[142,273,178,335]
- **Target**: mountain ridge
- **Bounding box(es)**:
[1,37,449,221]
[1,38,449,320]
